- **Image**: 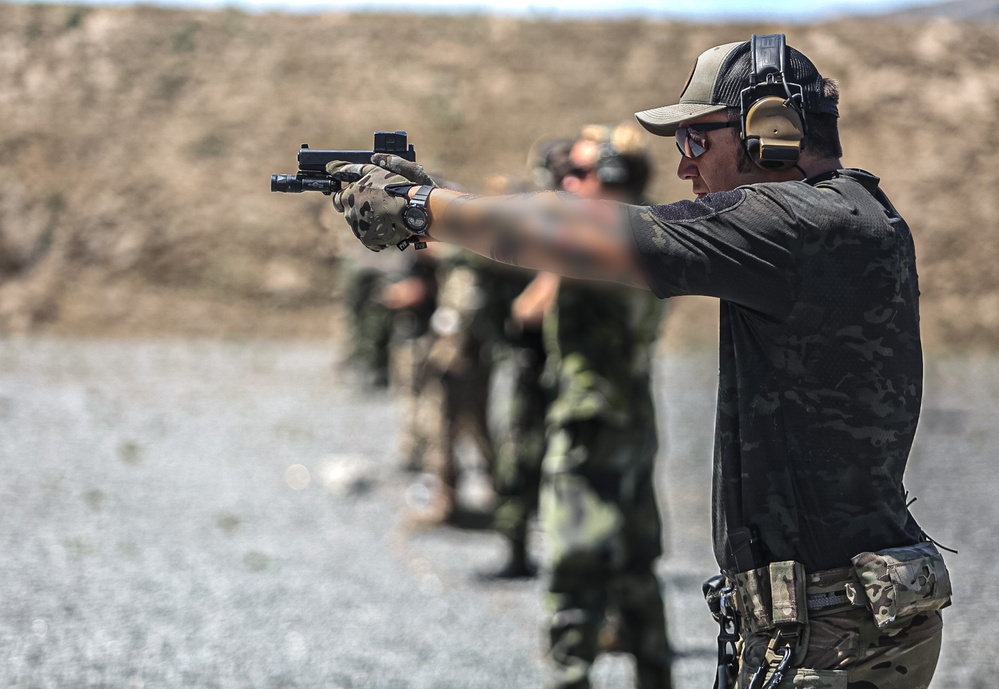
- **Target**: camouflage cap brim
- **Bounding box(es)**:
[634,103,730,137]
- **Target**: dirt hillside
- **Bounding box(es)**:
[1,4,997,347]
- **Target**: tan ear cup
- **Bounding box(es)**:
[743,96,804,170]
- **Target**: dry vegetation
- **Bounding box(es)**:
[0,4,997,346]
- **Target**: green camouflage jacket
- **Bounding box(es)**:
[544,280,664,430]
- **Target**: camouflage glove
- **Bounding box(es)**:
[327,161,418,252]
[370,153,440,188]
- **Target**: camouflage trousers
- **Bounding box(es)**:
[492,331,549,546]
[737,608,943,688]
[341,268,393,384]
[540,420,672,689]
[399,331,495,490]
[395,334,433,472]
[355,301,393,381]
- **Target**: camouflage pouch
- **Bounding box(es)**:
[734,561,808,634]
[849,541,952,628]
[770,560,808,627]
[734,566,771,632]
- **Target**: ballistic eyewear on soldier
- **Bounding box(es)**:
[675,121,740,159]
[566,165,596,179]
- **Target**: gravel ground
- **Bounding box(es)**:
[0,338,993,688]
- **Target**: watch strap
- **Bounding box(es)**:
[411,184,434,208]
[397,184,434,251]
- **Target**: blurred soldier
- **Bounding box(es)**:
[383,249,439,473]
[538,123,672,689]
[488,141,573,579]
[403,245,504,526]
[328,218,412,391]
[392,174,517,526]
[340,264,394,388]
[485,129,674,687]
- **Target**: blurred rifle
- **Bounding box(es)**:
[270,131,416,195]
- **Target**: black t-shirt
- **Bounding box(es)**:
[629,169,925,573]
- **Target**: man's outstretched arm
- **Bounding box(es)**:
[324,157,647,288]
[422,187,648,288]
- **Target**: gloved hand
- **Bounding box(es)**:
[326,161,418,252]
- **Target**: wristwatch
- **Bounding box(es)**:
[398,185,434,251]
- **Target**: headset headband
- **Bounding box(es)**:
[743,34,805,118]
[752,33,786,84]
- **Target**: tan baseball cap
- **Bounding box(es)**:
[635,39,838,137]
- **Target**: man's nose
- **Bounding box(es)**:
[677,155,698,180]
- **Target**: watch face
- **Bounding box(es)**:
[403,206,429,232]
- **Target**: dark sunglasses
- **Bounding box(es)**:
[566,165,595,179]
[675,121,739,159]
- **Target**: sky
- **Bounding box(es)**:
[6,0,954,21]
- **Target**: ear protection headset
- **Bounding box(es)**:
[594,141,631,186]
[740,34,806,171]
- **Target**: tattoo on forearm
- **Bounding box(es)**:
[430,187,642,285]
[483,196,543,266]
[490,230,522,266]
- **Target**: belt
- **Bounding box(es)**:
[803,566,866,615]
[730,562,867,634]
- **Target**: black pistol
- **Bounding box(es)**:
[271,131,416,195]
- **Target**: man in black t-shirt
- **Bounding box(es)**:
[324,34,951,689]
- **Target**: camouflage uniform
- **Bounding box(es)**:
[489,276,550,564]
[339,264,394,387]
[488,159,567,574]
[540,280,671,689]
[629,169,951,688]
[392,252,440,472]
[406,251,508,521]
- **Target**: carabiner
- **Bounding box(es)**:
[747,645,793,689]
